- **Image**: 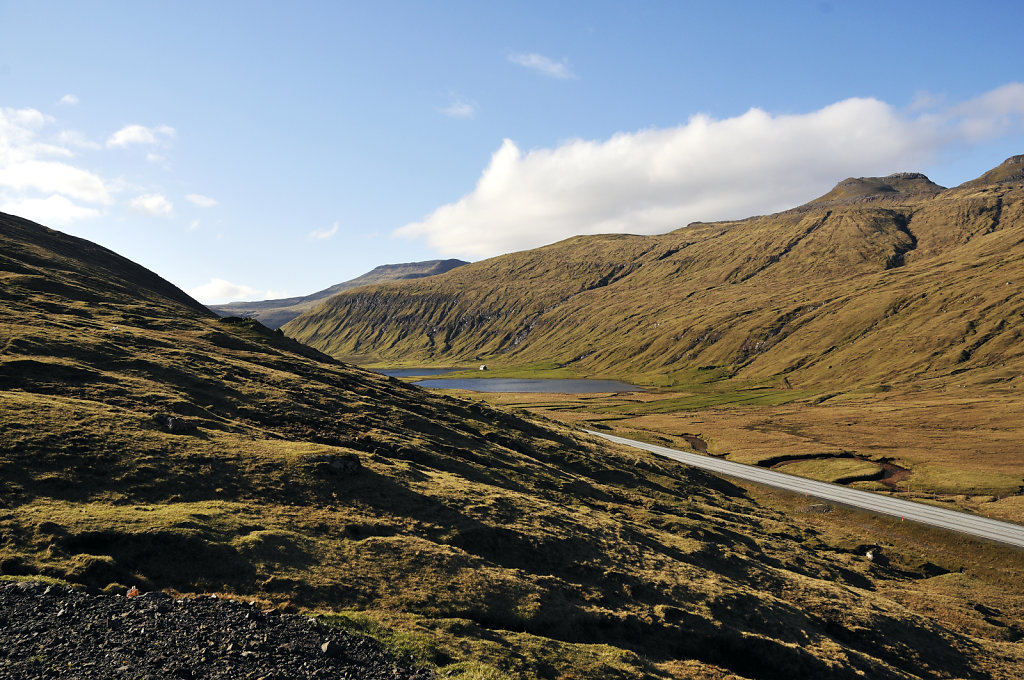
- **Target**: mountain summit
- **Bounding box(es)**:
[960,153,1024,188]
[809,172,945,205]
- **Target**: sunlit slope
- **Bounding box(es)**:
[284,158,1024,390]
[4,212,1024,678]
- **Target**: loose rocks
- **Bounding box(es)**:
[0,581,432,679]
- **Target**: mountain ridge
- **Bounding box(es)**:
[210,258,468,328]
[283,156,1024,394]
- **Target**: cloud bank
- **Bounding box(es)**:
[0,107,207,226]
[0,107,113,224]
[397,84,1024,259]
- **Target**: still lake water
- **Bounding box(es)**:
[411,378,642,393]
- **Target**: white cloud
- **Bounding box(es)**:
[0,159,112,203]
[1,194,100,225]
[0,107,72,162]
[186,193,218,207]
[947,82,1024,142]
[59,94,79,106]
[188,219,200,231]
[57,130,100,150]
[440,98,477,119]
[0,107,116,223]
[106,124,175,148]
[308,221,339,240]
[129,193,173,217]
[396,85,1024,259]
[186,278,257,304]
[508,52,575,79]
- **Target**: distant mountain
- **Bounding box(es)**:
[283,156,1024,393]
[210,259,467,328]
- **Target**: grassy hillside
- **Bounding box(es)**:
[3,212,1024,679]
[211,259,467,328]
[283,157,1024,395]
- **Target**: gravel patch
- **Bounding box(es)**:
[0,581,433,679]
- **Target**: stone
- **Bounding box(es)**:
[152,413,196,434]
[304,453,362,475]
[321,639,345,658]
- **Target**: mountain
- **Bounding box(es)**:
[807,171,944,205]
[961,153,1024,188]
[209,259,467,328]
[283,157,1024,393]
[4,211,1022,678]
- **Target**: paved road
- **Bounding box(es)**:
[586,430,1024,549]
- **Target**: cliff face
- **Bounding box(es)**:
[283,159,1024,390]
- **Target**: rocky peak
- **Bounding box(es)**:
[808,172,944,206]
[884,172,930,181]
[960,154,1024,188]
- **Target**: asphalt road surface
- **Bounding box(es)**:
[587,430,1024,549]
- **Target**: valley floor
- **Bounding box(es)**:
[472,385,1024,525]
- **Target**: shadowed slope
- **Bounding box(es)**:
[0,215,210,317]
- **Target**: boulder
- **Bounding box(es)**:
[152,414,196,435]
[303,453,362,475]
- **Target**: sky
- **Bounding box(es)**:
[2,1,1024,304]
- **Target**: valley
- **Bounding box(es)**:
[463,381,1024,524]
[3,156,1024,680]
[284,156,1024,526]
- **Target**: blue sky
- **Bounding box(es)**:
[2,1,1023,303]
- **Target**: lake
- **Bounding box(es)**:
[411,378,642,393]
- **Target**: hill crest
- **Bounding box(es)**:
[961,153,1024,188]
[808,171,945,206]
[210,258,468,328]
